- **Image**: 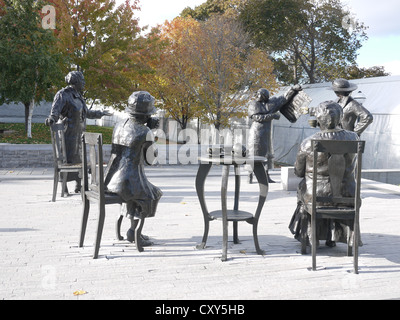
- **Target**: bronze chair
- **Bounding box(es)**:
[50,123,82,202]
[78,132,126,259]
[303,139,365,274]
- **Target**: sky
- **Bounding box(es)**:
[344,0,400,75]
[125,0,400,76]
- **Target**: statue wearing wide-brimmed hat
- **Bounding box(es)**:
[331,78,373,136]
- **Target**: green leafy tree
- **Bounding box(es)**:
[50,0,145,110]
[181,0,247,21]
[0,0,64,138]
[345,65,390,80]
[239,0,368,84]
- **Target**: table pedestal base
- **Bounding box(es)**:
[195,158,268,261]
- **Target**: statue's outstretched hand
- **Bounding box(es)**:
[101,110,113,117]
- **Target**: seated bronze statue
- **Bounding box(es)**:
[288,101,361,248]
[104,91,162,247]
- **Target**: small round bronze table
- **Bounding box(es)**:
[195,156,269,261]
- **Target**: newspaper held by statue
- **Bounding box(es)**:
[280,90,313,123]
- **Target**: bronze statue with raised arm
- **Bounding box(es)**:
[247,85,302,183]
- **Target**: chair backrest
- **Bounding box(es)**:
[82,132,104,199]
[50,123,68,166]
[311,139,365,210]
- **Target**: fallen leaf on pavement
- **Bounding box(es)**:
[73,290,87,296]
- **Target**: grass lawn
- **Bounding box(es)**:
[0,122,114,144]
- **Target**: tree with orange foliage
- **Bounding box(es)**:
[137,17,202,130]
[149,15,278,130]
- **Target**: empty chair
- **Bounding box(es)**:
[50,123,82,202]
[79,132,123,259]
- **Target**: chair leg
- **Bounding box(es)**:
[79,197,90,248]
[61,172,68,198]
[93,202,105,259]
[353,223,360,274]
[353,241,359,275]
[311,213,317,271]
[52,168,58,202]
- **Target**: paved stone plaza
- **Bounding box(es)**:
[1,165,400,300]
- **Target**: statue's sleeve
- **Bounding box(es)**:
[86,108,104,119]
[268,96,287,114]
[49,90,67,122]
[353,103,373,135]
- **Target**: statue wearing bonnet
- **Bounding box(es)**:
[104,91,162,248]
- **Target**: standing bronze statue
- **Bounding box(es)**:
[45,71,112,193]
[332,78,373,136]
[289,101,360,247]
[247,85,302,183]
[104,91,162,246]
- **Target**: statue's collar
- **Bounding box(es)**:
[337,95,352,107]
[67,86,84,99]
[321,128,345,133]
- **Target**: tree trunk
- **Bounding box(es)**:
[215,108,221,132]
[26,99,35,139]
[197,117,200,144]
[24,102,29,133]
[293,52,300,84]
[26,78,38,139]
